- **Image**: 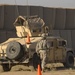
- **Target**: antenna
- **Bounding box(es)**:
[26,0,29,18]
[14,0,19,16]
[49,24,53,36]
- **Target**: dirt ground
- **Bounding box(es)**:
[0,65,75,75]
[0,69,75,75]
[0,59,75,75]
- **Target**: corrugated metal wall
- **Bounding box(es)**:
[0,6,4,29]
[54,9,66,29]
[0,5,75,52]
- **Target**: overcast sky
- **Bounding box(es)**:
[0,0,75,8]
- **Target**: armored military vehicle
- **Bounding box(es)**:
[0,16,74,72]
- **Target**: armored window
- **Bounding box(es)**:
[59,41,66,46]
[14,17,25,26]
[48,41,53,47]
[31,29,42,33]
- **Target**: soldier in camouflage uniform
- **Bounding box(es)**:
[36,34,49,72]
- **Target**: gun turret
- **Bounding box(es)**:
[14,16,45,37]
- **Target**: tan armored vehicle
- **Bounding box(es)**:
[0,16,74,71]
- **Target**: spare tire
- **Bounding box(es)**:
[6,41,23,60]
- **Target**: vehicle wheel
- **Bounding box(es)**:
[0,65,4,72]
[6,41,24,60]
[63,52,74,68]
[2,64,11,71]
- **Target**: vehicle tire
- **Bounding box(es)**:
[6,41,24,60]
[2,64,11,71]
[63,52,74,68]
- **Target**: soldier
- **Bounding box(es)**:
[36,33,50,72]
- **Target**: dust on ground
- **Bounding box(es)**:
[0,66,75,75]
[0,62,75,75]
[0,69,75,75]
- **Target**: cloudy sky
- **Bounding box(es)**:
[0,0,75,8]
